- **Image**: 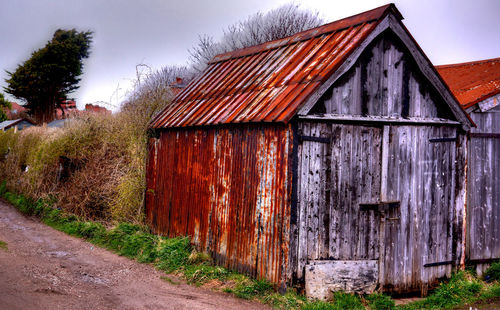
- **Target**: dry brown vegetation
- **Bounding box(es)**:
[0,66,179,223]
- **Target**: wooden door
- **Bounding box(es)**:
[327,124,383,261]
[296,123,385,288]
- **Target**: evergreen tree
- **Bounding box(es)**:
[4,29,93,123]
[0,93,11,122]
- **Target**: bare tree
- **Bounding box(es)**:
[121,3,322,122]
[189,3,322,72]
[121,64,194,127]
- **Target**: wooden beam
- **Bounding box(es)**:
[299,114,461,125]
[298,135,330,143]
[424,260,454,268]
[467,258,500,265]
[470,133,500,138]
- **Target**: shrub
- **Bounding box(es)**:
[484,261,500,282]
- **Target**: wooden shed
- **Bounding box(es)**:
[147,4,472,297]
[437,58,500,275]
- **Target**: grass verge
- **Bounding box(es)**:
[1,181,499,309]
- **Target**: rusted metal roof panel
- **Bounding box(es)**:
[436,57,500,109]
[145,124,293,286]
[151,4,401,128]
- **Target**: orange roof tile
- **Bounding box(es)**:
[436,58,500,109]
[151,4,401,128]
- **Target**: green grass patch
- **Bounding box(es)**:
[228,279,274,300]
[301,293,364,310]
[366,293,395,310]
[0,240,7,250]
[262,291,307,309]
[184,264,230,286]
[398,271,495,310]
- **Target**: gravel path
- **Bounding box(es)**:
[0,200,268,310]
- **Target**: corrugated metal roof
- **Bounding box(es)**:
[0,119,20,130]
[0,118,35,130]
[151,4,401,128]
[436,58,500,109]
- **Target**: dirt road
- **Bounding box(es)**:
[0,200,268,310]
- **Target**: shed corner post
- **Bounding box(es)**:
[458,131,468,271]
[286,121,301,288]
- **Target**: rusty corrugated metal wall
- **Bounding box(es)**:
[146,123,293,287]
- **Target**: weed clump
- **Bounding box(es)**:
[365,293,395,310]
[155,237,191,272]
[399,272,488,310]
[227,279,274,300]
[301,293,364,310]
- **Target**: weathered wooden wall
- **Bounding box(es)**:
[292,31,467,294]
[145,123,293,288]
[467,103,500,274]
[312,31,453,121]
[293,122,465,293]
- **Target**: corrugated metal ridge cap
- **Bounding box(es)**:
[435,57,500,69]
[209,3,402,64]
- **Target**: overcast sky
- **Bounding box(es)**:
[1,0,499,111]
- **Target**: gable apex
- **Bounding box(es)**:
[298,13,472,130]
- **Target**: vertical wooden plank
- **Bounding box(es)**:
[329,124,342,259]
[306,124,321,261]
[297,122,310,280]
[318,123,331,259]
[380,126,390,202]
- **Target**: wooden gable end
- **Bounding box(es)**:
[308,31,456,121]
[298,13,472,131]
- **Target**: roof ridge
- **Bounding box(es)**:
[436,57,500,69]
[209,3,401,64]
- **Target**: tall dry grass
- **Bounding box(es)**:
[0,65,182,223]
[0,114,136,222]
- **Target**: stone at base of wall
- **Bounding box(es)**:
[305,260,379,300]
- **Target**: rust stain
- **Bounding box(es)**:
[145,124,294,286]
